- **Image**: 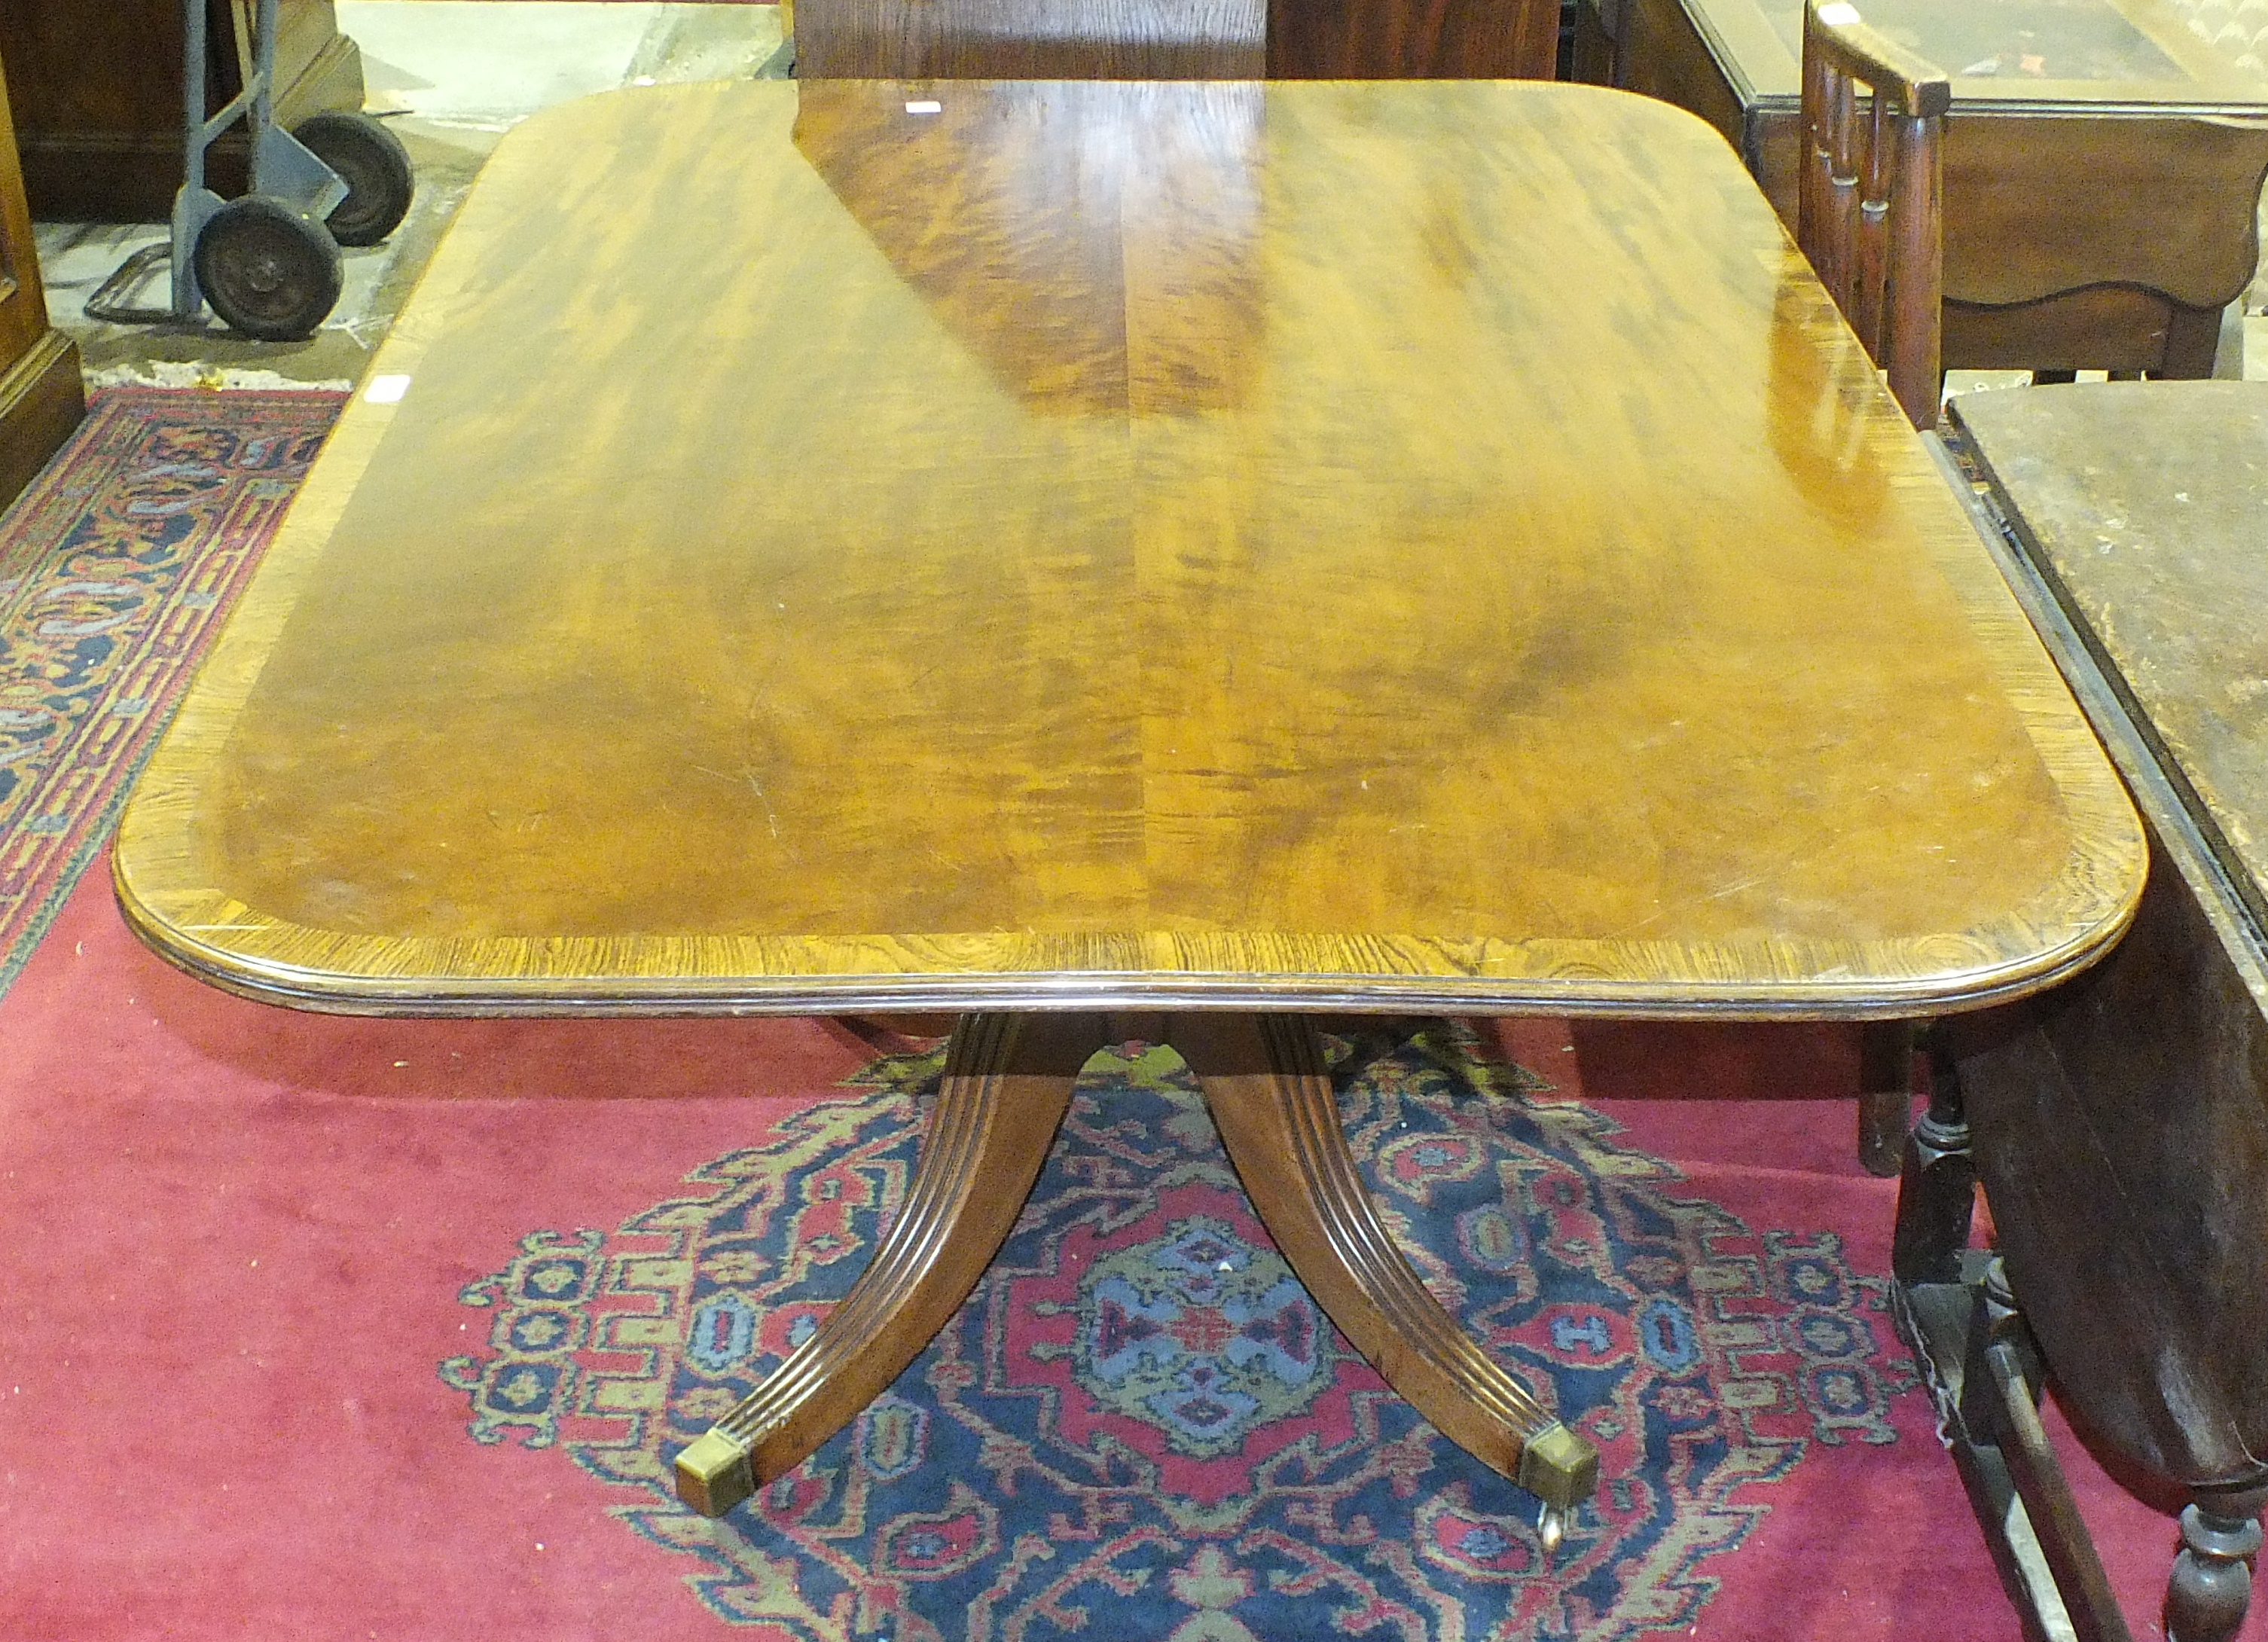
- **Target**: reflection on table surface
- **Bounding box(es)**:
[114,79,2141,1015]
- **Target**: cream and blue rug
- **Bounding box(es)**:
[0,387,342,996]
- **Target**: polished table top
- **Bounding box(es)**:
[114,78,2144,1019]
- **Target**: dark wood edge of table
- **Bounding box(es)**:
[111,859,2142,1024]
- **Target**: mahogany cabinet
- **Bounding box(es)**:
[0,39,82,509]
[790,0,1560,81]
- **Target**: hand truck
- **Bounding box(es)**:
[85,0,414,340]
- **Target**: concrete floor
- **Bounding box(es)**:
[33,2,784,389]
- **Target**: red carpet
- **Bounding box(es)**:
[0,858,2217,1640]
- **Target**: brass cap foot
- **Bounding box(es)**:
[1516,1419,1601,1555]
[676,1428,756,1517]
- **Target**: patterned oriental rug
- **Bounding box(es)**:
[0,389,346,1001]
[0,392,2222,1640]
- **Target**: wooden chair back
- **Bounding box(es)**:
[1797,0,1952,428]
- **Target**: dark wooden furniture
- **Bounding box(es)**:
[792,0,1265,76]
[1608,0,2268,379]
[0,0,366,220]
[1569,0,1619,79]
[1264,0,1559,75]
[1912,380,2268,1642]
[1796,0,1948,428]
[789,0,1558,78]
[0,41,83,508]
[111,78,2143,1555]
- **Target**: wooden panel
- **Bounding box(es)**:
[1621,0,1753,151]
[0,0,185,141]
[1959,831,2268,1488]
[791,0,1557,78]
[795,0,1264,78]
[1955,382,2268,935]
[1749,102,1800,222]
[1265,0,1559,77]
[113,80,2142,1017]
[1567,0,1617,83]
[1943,286,2189,375]
[1944,116,2268,310]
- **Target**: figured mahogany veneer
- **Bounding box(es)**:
[114,81,2139,1021]
[113,81,2144,1538]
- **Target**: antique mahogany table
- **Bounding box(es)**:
[112,78,2144,1552]
[1927,381,2268,1642]
[1604,0,2268,378]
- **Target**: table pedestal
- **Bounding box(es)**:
[674,1012,1601,1547]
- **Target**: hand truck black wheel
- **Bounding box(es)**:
[292,111,415,247]
[194,195,343,341]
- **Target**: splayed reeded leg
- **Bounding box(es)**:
[676,1011,1108,1515]
[1171,1012,1600,1550]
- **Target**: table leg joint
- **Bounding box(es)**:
[1172,1012,1601,1549]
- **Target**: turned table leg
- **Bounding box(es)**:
[676,1012,1109,1515]
[1887,1039,2268,1642]
[1856,1019,1918,1177]
[2170,1487,2268,1642]
[1171,1012,1600,1551]
[1893,1035,1973,1286]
